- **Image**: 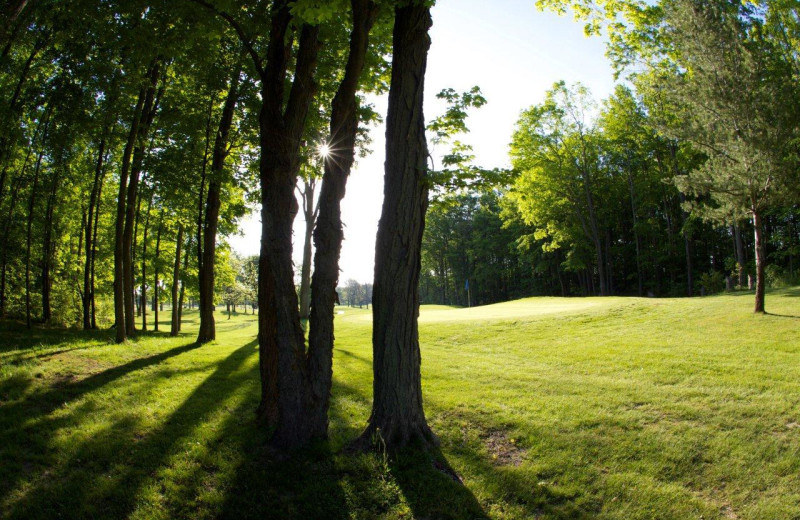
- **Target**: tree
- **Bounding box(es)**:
[663,0,797,313]
[359,1,436,451]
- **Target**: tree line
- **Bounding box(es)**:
[421,0,800,313]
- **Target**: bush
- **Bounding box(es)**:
[765,264,790,288]
[698,270,725,295]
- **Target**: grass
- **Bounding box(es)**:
[1,289,799,519]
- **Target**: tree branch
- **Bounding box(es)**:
[187,0,265,79]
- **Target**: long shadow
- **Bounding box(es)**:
[389,445,490,520]
[0,320,114,353]
[0,341,204,507]
[3,340,256,519]
[765,312,800,319]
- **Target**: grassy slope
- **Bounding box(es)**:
[1,290,799,519]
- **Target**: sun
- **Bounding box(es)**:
[318,142,331,159]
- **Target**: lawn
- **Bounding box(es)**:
[1,289,799,519]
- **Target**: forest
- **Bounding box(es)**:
[1,0,800,518]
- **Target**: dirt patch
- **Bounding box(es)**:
[482,429,525,467]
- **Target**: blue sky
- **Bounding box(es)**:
[229,0,616,283]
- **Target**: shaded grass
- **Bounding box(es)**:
[1,290,799,519]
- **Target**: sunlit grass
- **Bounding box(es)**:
[1,289,799,519]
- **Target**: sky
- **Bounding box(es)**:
[228,0,616,283]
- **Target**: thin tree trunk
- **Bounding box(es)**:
[197,58,243,344]
[153,210,163,331]
[114,90,146,342]
[90,169,103,329]
[298,177,316,321]
[734,222,746,287]
[307,0,378,438]
[140,192,153,331]
[178,236,190,332]
[83,138,105,329]
[41,162,60,323]
[753,210,766,313]
[123,60,161,337]
[171,224,183,336]
[359,2,435,451]
[25,148,44,329]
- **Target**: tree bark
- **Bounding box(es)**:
[298,177,317,321]
[753,211,766,313]
[359,2,436,451]
[256,17,321,448]
[25,147,44,329]
[153,209,163,331]
[83,138,105,329]
[177,236,190,332]
[171,223,183,336]
[734,222,746,287]
[140,192,153,331]
[114,90,146,342]
[306,0,378,439]
[123,59,161,337]
[40,161,59,323]
[197,59,242,344]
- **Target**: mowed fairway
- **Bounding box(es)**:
[1,290,800,519]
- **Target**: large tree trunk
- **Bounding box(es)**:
[359,2,435,451]
[197,60,242,344]
[114,90,146,342]
[171,224,183,336]
[256,17,321,449]
[753,210,766,313]
[307,0,378,439]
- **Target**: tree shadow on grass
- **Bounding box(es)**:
[389,445,490,520]
[0,340,208,516]
[0,320,114,353]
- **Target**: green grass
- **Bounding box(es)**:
[1,289,799,519]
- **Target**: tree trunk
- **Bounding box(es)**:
[153,210,163,331]
[123,59,161,337]
[171,224,183,336]
[256,18,321,448]
[753,211,766,313]
[0,172,22,317]
[114,90,146,342]
[25,148,44,329]
[359,2,435,451]
[734,222,746,287]
[90,153,107,330]
[307,0,378,439]
[177,236,190,332]
[83,138,105,329]
[140,193,153,331]
[298,177,316,321]
[41,162,59,323]
[197,59,242,344]
[627,169,643,296]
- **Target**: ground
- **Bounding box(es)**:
[1,290,799,519]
